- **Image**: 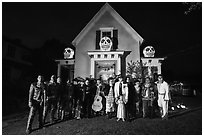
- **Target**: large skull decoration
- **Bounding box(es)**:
[143,46,155,57]
[64,47,74,59]
[99,36,112,51]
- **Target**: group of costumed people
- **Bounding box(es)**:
[26,73,170,134]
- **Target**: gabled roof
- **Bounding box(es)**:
[72,3,144,46]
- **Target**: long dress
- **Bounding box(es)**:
[117,99,125,119]
[106,86,115,113]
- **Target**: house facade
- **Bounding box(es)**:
[72,3,143,81]
[55,3,164,82]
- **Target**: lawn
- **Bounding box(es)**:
[2,96,202,135]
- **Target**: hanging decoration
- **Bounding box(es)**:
[64,47,74,59]
[143,46,155,57]
[99,36,113,51]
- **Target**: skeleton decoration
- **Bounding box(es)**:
[64,47,74,59]
[143,46,155,57]
[99,36,113,51]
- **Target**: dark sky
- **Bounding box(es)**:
[2,2,202,82]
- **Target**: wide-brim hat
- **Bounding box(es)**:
[74,77,85,82]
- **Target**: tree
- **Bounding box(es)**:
[183,2,202,15]
[126,60,142,79]
[31,38,74,79]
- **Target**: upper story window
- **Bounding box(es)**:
[96,27,118,50]
[100,27,113,39]
[7,44,16,58]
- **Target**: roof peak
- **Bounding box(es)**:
[72,3,143,46]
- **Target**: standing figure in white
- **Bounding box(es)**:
[156,74,169,120]
[116,95,125,122]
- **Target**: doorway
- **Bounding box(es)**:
[95,60,116,81]
[61,65,69,85]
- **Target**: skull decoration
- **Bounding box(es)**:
[99,36,113,51]
[64,47,74,59]
[143,46,155,57]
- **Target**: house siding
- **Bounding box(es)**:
[74,10,140,78]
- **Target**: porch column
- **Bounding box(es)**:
[57,64,61,77]
[157,65,162,74]
[90,58,95,78]
[117,54,121,75]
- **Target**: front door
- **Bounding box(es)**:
[95,60,116,81]
[61,65,69,85]
[61,65,74,84]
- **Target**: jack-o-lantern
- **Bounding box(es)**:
[64,47,74,59]
[99,36,112,51]
[143,46,155,57]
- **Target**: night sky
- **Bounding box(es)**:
[2,2,202,82]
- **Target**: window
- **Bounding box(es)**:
[95,27,118,50]
[100,27,113,39]
[7,44,16,58]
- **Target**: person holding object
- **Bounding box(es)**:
[26,75,45,134]
[92,79,105,116]
[155,74,169,120]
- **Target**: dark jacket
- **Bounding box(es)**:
[47,82,58,99]
[104,84,115,97]
[29,82,45,104]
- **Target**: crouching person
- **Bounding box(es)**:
[26,75,45,134]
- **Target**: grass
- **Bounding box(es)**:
[2,108,202,135]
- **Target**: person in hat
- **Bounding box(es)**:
[73,78,84,120]
[104,77,116,119]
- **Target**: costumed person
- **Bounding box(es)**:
[56,77,65,121]
[114,75,128,121]
[116,95,125,122]
[43,75,58,124]
[141,77,156,118]
[26,75,45,134]
[71,78,79,118]
[83,79,93,118]
[92,79,105,116]
[65,79,74,119]
[104,77,115,119]
[133,79,142,118]
[155,74,169,120]
[125,76,134,120]
[74,80,84,120]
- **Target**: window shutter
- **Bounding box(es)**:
[95,30,101,50]
[112,29,118,50]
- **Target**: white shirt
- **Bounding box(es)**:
[114,81,128,102]
[157,81,169,100]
